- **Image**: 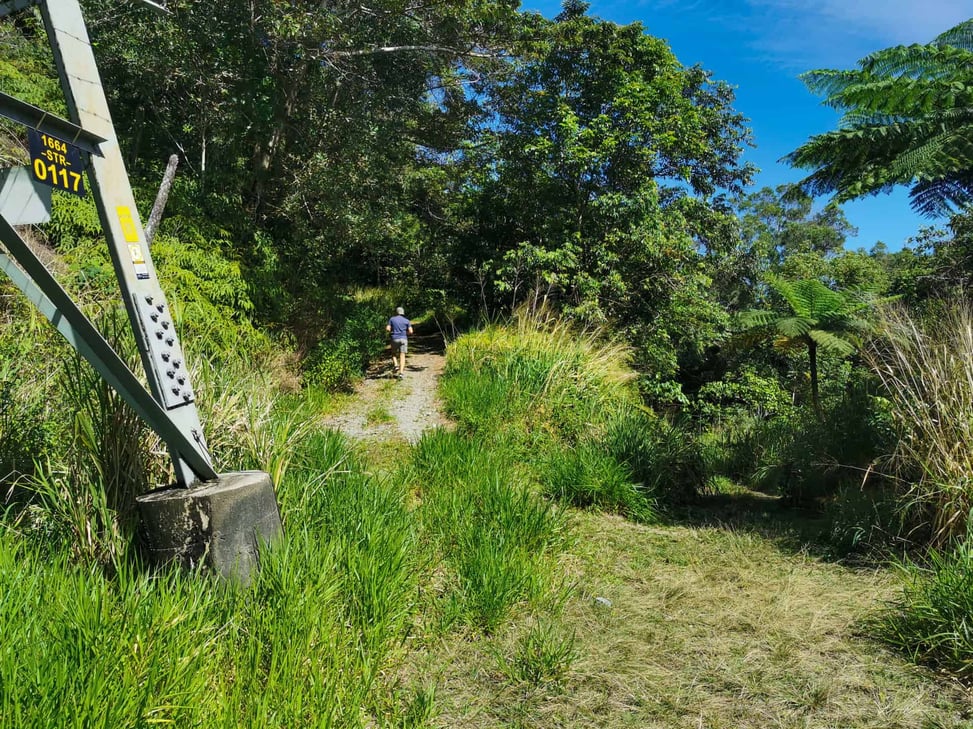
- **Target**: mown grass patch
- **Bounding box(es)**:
[423,511,971,728]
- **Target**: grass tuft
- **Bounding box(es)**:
[410,429,566,632]
[865,304,973,545]
[878,533,973,676]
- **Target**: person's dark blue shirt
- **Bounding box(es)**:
[389,315,411,339]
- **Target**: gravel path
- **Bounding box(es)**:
[321,333,450,443]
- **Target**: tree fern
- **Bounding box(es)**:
[738,277,876,419]
[787,18,973,217]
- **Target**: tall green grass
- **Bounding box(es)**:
[878,533,973,676]
[410,429,566,632]
[1,423,427,727]
[1,315,581,724]
[857,304,973,679]
[442,311,635,442]
[441,310,703,514]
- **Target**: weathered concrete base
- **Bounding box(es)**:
[136,471,282,583]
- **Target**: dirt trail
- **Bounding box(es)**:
[321,333,450,443]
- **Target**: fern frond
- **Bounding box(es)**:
[775,316,813,339]
[889,129,973,182]
[909,177,973,217]
[808,329,857,355]
[829,75,973,117]
[787,19,973,217]
[800,69,864,98]
[736,310,775,329]
[935,19,973,52]
[858,43,973,79]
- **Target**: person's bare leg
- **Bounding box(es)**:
[398,349,406,376]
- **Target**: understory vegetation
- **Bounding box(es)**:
[2,2,973,725]
[4,310,972,726]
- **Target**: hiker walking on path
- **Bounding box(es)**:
[386,307,413,378]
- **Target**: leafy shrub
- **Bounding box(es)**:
[304,300,388,391]
[44,192,270,358]
[693,365,791,423]
[701,365,891,508]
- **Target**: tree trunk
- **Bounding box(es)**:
[808,340,824,422]
[145,154,179,246]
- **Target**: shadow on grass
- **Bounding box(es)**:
[661,489,864,564]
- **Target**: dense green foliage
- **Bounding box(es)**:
[3,0,973,698]
[788,19,973,217]
[453,3,752,374]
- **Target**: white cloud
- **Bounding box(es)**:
[744,0,973,68]
[812,0,972,44]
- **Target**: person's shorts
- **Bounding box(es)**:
[392,338,408,354]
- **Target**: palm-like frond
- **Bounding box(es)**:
[828,75,973,117]
[788,18,973,217]
[910,176,973,217]
[739,278,870,348]
[935,19,973,52]
[737,277,884,419]
[808,328,857,356]
[774,315,813,339]
[736,309,775,329]
[857,43,973,80]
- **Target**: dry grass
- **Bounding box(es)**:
[416,510,970,728]
[865,304,973,544]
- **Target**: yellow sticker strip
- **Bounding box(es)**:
[116,206,140,243]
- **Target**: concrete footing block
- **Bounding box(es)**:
[136,470,283,583]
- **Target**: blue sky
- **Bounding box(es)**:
[523,0,973,251]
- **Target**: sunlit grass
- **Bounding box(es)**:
[1,305,968,727]
[424,511,969,728]
[866,304,973,545]
[408,429,567,632]
[878,534,973,677]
